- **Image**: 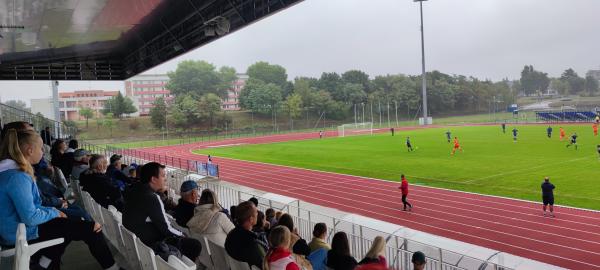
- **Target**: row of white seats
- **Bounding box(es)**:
[0,224,64,270]
[75,180,259,270]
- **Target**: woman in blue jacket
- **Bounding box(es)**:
[0,129,120,270]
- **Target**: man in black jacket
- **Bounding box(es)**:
[174,180,198,227]
[122,162,201,261]
[80,154,124,211]
[225,201,266,268]
[107,154,131,191]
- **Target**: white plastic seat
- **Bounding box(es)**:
[12,223,64,270]
[120,225,142,270]
[135,237,158,270]
[192,235,214,270]
[0,245,15,268]
[99,206,119,249]
[71,178,81,203]
[226,254,251,270]
[155,255,196,270]
[80,191,91,214]
[206,239,229,270]
[106,207,126,255]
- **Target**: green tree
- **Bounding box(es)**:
[584,75,599,95]
[551,78,569,95]
[101,92,137,119]
[78,107,94,128]
[283,93,303,129]
[5,100,29,111]
[342,70,370,93]
[560,68,585,94]
[170,94,202,130]
[33,112,53,132]
[341,83,367,104]
[62,120,79,135]
[103,113,115,137]
[318,72,342,98]
[520,65,549,96]
[167,60,235,98]
[150,97,167,129]
[239,79,283,114]
[197,93,223,128]
[247,61,288,87]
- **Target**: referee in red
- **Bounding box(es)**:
[398,174,413,211]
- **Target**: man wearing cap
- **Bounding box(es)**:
[107,154,131,191]
[71,149,91,180]
[174,180,199,227]
[412,251,426,270]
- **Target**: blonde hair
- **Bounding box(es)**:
[263,225,292,270]
[364,236,386,259]
[0,129,39,179]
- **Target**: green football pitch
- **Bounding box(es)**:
[195,124,600,210]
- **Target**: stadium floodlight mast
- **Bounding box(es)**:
[414,0,429,125]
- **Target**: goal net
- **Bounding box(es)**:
[337,122,373,137]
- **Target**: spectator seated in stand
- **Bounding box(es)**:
[253,210,269,248]
[266,208,276,227]
[308,223,330,252]
[50,139,74,179]
[123,162,201,261]
[122,163,138,180]
[358,236,386,267]
[71,149,91,180]
[66,139,78,153]
[1,122,52,183]
[264,225,301,270]
[79,154,124,211]
[412,251,426,270]
[274,211,283,226]
[36,171,92,221]
[0,129,122,270]
[106,154,132,191]
[249,197,259,207]
[229,205,237,223]
[277,214,312,269]
[327,232,357,270]
[187,188,235,246]
[174,180,199,227]
[40,126,54,146]
[159,188,178,215]
[307,223,330,270]
[225,201,266,268]
[278,214,311,256]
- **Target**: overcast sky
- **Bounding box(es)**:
[2,0,600,105]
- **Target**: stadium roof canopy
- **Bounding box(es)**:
[0,0,302,80]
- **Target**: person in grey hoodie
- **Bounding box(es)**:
[187,188,235,246]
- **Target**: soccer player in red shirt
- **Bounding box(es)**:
[451,137,463,155]
[559,127,566,141]
[398,174,413,211]
[593,124,598,136]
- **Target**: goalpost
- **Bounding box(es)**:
[337,122,374,137]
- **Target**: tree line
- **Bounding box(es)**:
[516,66,599,96]
[149,60,600,132]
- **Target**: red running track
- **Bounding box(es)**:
[130,129,600,269]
